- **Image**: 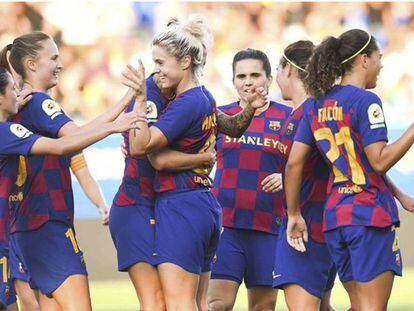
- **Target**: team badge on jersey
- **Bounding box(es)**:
[269,120,281,132]
[9,124,32,139]
[286,123,295,135]
[42,99,63,120]
[147,101,158,122]
[368,103,385,129]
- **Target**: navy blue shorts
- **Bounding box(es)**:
[109,203,156,271]
[273,219,336,299]
[9,239,29,283]
[211,227,278,288]
[0,250,17,308]
[153,189,222,275]
[325,225,402,283]
[11,221,88,297]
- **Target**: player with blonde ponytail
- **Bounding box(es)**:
[125,14,268,311]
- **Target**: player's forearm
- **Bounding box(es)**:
[79,89,133,133]
[369,124,414,174]
[386,175,406,201]
[130,100,151,156]
[217,105,255,138]
[149,149,212,172]
[33,124,115,156]
[74,169,107,208]
[285,160,304,217]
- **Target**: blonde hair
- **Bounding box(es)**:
[153,14,212,79]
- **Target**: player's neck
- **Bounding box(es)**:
[0,110,8,122]
[23,80,49,93]
[340,72,367,89]
[176,74,199,95]
[291,83,307,110]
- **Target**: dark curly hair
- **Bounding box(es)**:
[305,29,378,98]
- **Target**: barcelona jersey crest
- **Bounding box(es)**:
[269,120,281,132]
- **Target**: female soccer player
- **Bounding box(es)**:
[2,31,144,310]
[126,16,268,310]
[1,44,112,310]
[285,29,414,310]
[0,66,141,310]
[272,40,336,311]
[110,72,218,311]
[207,48,290,311]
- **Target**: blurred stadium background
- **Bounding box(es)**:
[2,2,414,309]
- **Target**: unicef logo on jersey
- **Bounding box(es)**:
[10,124,33,139]
[42,99,63,120]
[146,101,158,122]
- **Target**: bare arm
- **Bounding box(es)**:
[148,144,216,172]
[386,175,414,213]
[58,88,135,136]
[285,141,312,252]
[31,112,143,156]
[217,105,256,138]
[72,160,109,225]
[364,123,414,175]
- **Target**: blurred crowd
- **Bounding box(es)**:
[1,2,414,128]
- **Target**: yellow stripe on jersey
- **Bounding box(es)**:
[70,153,87,173]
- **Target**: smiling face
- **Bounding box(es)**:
[28,39,63,90]
[364,49,383,89]
[233,58,272,100]
[0,72,19,117]
[152,44,185,91]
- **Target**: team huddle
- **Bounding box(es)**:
[0,13,413,311]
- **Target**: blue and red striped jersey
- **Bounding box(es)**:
[154,86,217,193]
[10,93,73,232]
[212,101,291,234]
[112,76,168,207]
[295,85,399,231]
[278,104,329,243]
[0,122,40,249]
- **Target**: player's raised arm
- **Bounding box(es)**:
[30,111,144,156]
[217,86,268,138]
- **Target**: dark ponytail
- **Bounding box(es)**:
[0,44,13,72]
[0,67,11,95]
[305,29,378,98]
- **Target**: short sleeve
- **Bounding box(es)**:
[355,92,388,147]
[22,93,72,137]
[0,123,41,156]
[153,96,197,144]
[294,111,314,146]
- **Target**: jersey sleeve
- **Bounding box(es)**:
[153,96,197,144]
[24,93,72,137]
[356,92,388,147]
[294,110,315,146]
[0,123,41,156]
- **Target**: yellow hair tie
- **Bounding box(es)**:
[283,54,307,72]
[341,33,372,64]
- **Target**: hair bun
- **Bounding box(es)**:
[167,17,180,27]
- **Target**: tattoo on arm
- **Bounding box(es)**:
[217,105,255,138]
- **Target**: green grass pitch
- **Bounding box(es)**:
[89,268,414,310]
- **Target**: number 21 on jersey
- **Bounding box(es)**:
[314,126,366,185]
